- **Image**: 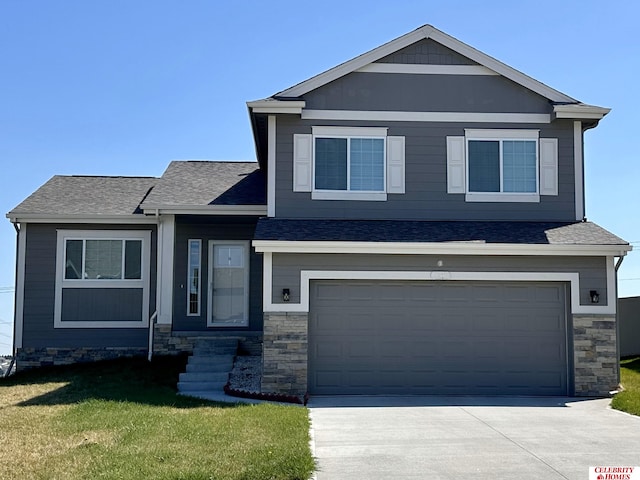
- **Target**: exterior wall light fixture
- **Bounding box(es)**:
[590,290,600,304]
[282,288,290,302]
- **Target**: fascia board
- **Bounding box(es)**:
[141,205,267,216]
[252,240,631,257]
[6,214,157,224]
[276,28,428,98]
[427,29,577,104]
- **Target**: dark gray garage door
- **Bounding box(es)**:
[309,281,568,395]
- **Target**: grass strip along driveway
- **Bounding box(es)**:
[612,356,640,416]
[0,356,314,480]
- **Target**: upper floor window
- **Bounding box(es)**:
[447,129,558,203]
[468,137,537,194]
[293,127,405,201]
[315,134,385,192]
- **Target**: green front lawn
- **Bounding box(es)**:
[611,357,640,416]
[0,356,315,480]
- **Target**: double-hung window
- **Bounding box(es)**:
[292,126,405,201]
[468,136,538,194]
[447,129,557,202]
[313,127,387,200]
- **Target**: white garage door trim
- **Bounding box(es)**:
[261,252,616,315]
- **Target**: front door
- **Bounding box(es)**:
[207,241,249,327]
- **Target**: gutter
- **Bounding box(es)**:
[253,240,632,257]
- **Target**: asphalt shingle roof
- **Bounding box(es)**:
[8,176,157,216]
[141,161,266,207]
[254,219,628,246]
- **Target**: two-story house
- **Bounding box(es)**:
[7,25,630,397]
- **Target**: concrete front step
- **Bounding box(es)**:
[194,339,238,348]
[185,362,233,373]
[179,371,229,383]
[178,338,239,396]
[187,354,235,365]
[192,346,237,356]
[178,380,227,392]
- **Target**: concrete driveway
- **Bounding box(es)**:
[308,396,640,479]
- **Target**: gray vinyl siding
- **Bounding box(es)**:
[61,289,143,321]
[376,38,477,65]
[172,216,263,332]
[269,253,608,307]
[303,73,551,113]
[275,115,576,221]
[21,223,156,349]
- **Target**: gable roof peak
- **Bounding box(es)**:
[274,23,578,104]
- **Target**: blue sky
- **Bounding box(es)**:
[1,1,638,355]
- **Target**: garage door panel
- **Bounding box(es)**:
[471,285,501,302]
[314,340,343,360]
[472,313,505,331]
[534,285,564,303]
[439,284,472,302]
[405,284,439,302]
[440,314,470,331]
[379,341,407,358]
[309,280,568,395]
[535,313,565,332]
[314,283,346,302]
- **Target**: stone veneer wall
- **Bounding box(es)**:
[261,312,308,395]
[152,324,263,356]
[573,314,618,396]
[16,347,147,371]
[16,325,263,371]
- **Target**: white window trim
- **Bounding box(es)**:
[311,126,388,201]
[465,129,540,203]
[207,240,250,328]
[54,230,151,328]
[187,239,202,317]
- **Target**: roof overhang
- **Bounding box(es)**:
[6,213,158,224]
[253,240,631,257]
[246,99,306,114]
[141,204,267,216]
[552,104,611,120]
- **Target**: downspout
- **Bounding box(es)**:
[148,208,161,362]
[147,311,158,362]
[6,222,20,377]
[614,255,626,388]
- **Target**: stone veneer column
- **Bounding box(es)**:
[261,312,308,395]
[573,315,618,396]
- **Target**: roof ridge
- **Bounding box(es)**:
[57,174,158,179]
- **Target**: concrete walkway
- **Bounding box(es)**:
[308,396,640,479]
